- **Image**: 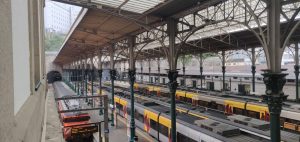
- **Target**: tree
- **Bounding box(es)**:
[45,32,65,51]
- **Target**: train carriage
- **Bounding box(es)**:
[114,96,230,142]
[54,82,97,142]
[110,81,300,134]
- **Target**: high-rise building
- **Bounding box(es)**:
[44,0,81,34]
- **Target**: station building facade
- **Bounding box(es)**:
[0,0,46,142]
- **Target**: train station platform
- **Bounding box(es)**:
[93,114,156,142]
[42,84,155,142]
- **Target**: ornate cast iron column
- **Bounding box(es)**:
[98,48,104,115]
[128,69,137,142]
[295,43,299,102]
[183,66,186,87]
[262,71,288,142]
[251,65,256,92]
[251,48,256,92]
[200,66,203,88]
[85,59,88,102]
[167,18,178,142]
[157,58,161,84]
[77,65,80,95]
[74,64,77,93]
[140,61,143,83]
[128,35,137,142]
[110,69,116,126]
[81,58,84,96]
[109,45,116,127]
[91,63,94,107]
[221,51,226,91]
[266,1,287,141]
[148,59,151,83]
[168,70,178,142]
[222,66,226,91]
[98,69,103,115]
[295,65,299,101]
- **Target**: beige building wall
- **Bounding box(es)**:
[0,0,47,142]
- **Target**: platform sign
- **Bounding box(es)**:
[71,125,98,136]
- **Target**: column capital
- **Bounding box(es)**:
[261,72,288,114]
[110,69,117,80]
[294,65,300,75]
[167,70,178,93]
[128,69,136,84]
[251,65,256,74]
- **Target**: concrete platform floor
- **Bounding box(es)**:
[44,85,64,142]
[93,114,156,142]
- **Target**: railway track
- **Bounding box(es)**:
[96,82,300,142]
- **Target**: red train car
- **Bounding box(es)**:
[57,97,97,142]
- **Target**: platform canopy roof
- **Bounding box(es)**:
[54,0,300,65]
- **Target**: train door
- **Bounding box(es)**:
[260,111,269,121]
[144,114,150,133]
[225,104,233,114]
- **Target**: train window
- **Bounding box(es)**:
[215,76,218,78]
[257,78,262,81]
[244,77,249,80]
[162,78,166,84]
[177,132,197,142]
[116,103,123,110]
[198,100,208,107]
[137,113,144,123]
[207,76,210,78]
[233,108,244,115]
[246,110,260,119]
[150,119,158,131]
[287,79,295,83]
[217,104,225,111]
[160,124,169,136]
[233,77,238,79]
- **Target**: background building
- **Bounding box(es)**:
[44,0,81,34]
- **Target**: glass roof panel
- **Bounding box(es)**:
[92,0,124,8]
[92,0,166,14]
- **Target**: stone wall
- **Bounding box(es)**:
[0,0,47,142]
